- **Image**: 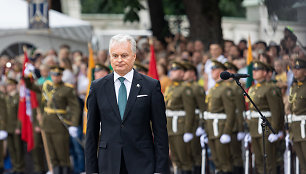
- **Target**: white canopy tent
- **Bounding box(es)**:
[0,0,92,57]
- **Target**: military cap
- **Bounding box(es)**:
[7,78,18,85]
[133,61,148,73]
[224,62,238,72]
[50,66,64,76]
[95,64,111,73]
[183,61,197,71]
[253,61,269,71]
[266,64,275,72]
[170,61,186,71]
[211,60,227,70]
[293,58,306,69]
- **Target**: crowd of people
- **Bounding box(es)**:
[0,26,305,174]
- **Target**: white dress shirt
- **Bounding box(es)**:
[114,69,134,103]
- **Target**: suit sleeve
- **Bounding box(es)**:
[85,82,100,174]
[151,81,170,174]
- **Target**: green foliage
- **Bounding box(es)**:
[163,0,185,15]
[219,0,245,17]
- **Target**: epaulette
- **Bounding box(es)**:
[64,83,74,88]
[44,80,53,86]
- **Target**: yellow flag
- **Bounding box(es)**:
[83,43,95,134]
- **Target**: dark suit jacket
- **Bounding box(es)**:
[85,70,169,174]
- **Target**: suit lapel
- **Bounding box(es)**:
[122,70,142,122]
[105,73,121,121]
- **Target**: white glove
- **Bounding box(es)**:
[24,63,35,76]
[237,132,246,141]
[183,133,193,143]
[220,134,231,144]
[196,127,206,137]
[68,126,78,138]
[200,135,208,148]
[244,133,251,148]
[0,130,8,140]
[268,134,278,143]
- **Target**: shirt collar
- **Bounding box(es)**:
[114,69,134,83]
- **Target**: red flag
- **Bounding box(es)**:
[18,47,38,151]
[148,43,159,80]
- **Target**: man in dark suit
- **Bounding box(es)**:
[85,34,169,174]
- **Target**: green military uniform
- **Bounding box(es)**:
[5,79,25,173]
[133,61,148,74]
[24,77,47,174]
[288,58,306,174]
[0,89,7,173]
[95,64,111,74]
[246,61,284,174]
[41,66,80,173]
[183,62,206,170]
[164,61,196,172]
[205,61,235,173]
[224,62,245,173]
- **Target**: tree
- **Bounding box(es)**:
[182,0,223,46]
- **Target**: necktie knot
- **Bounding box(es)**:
[119,77,125,83]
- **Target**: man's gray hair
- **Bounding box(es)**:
[109,34,136,54]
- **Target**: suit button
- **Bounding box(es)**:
[121,124,124,128]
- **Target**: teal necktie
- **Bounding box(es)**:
[118,77,127,120]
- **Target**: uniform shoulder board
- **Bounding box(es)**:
[64,83,74,88]
[44,80,53,86]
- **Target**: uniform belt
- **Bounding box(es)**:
[246,111,272,134]
[166,110,186,133]
[203,111,226,136]
[44,107,67,114]
[288,114,306,138]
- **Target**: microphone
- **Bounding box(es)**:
[220,71,250,80]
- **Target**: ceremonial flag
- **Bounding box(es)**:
[18,47,38,151]
[148,39,159,80]
[246,36,254,89]
[83,43,95,134]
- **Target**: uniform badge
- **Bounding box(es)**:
[137,84,140,88]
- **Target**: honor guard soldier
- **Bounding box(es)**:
[164,61,196,174]
[42,66,80,174]
[204,60,235,174]
[246,61,284,174]
[133,61,148,75]
[94,64,111,80]
[0,82,8,174]
[183,61,206,174]
[288,58,306,174]
[5,78,25,174]
[224,62,245,174]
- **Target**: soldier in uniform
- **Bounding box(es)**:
[183,61,206,174]
[0,82,7,174]
[204,61,235,174]
[41,66,80,174]
[246,61,284,174]
[164,61,196,174]
[5,78,25,174]
[133,61,148,75]
[94,64,111,80]
[288,58,306,174]
[224,62,245,174]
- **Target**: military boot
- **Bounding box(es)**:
[62,167,71,174]
[192,166,201,174]
[53,166,61,174]
[181,170,192,174]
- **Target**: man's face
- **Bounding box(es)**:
[210,44,222,59]
[293,68,306,81]
[211,68,222,81]
[94,70,108,79]
[51,74,62,84]
[253,69,267,81]
[6,84,16,93]
[110,41,136,76]
[170,69,184,81]
[183,70,196,81]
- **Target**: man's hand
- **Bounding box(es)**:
[237,132,246,141]
[196,127,206,137]
[34,126,41,133]
[183,133,193,143]
[68,126,78,138]
[268,134,278,143]
[0,130,8,140]
[244,133,251,148]
[220,134,231,144]
[15,129,21,135]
